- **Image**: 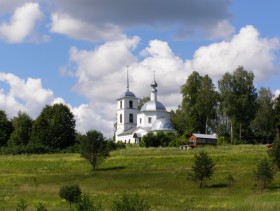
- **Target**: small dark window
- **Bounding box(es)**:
[120,114,122,123]
[129,100,133,108]
[120,101,122,109]
[140,118,142,124]
[129,113,133,123]
[148,117,152,123]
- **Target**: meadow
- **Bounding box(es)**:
[1,145,280,210]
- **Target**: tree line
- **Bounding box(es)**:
[171,66,280,144]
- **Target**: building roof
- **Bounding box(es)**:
[140,100,166,111]
[120,90,136,98]
[192,133,217,139]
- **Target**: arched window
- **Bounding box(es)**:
[129,113,133,123]
[120,101,122,109]
[120,114,122,123]
[129,100,133,108]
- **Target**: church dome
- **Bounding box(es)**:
[152,118,174,130]
[140,100,166,111]
[120,90,136,98]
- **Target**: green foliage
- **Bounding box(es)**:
[251,88,275,143]
[8,111,33,147]
[275,95,280,134]
[79,130,110,170]
[75,193,103,211]
[217,136,230,145]
[16,199,28,211]
[192,151,215,188]
[36,201,48,211]
[254,158,275,190]
[268,133,280,169]
[59,184,81,207]
[0,110,13,146]
[218,66,257,142]
[180,71,218,135]
[140,131,176,147]
[111,193,150,211]
[30,103,76,150]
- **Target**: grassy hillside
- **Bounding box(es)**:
[1,145,280,210]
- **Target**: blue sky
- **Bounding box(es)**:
[0,0,279,136]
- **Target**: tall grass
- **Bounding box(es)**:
[0,145,279,210]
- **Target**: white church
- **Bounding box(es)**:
[115,72,176,144]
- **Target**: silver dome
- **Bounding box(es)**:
[152,118,174,130]
[140,100,166,111]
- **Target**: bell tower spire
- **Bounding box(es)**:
[126,65,129,91]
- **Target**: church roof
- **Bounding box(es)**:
[120,90,136,98]
[140,100,166,111]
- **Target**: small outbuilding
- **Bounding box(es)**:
[189,133,217,146]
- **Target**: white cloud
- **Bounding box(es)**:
[50,12,123,42]
[0,72,54,117]
[0,2,45,43]
[189,25,280,82]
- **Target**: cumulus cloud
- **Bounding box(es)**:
[50,0,232,41]
[0,72,54,117]
[0,2,46,43]
[189,25,280,82]
[62,37,191,135]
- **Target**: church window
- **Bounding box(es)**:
[129,100,133,108]
[129,113,133,123]
[120,101,122,109]
[120,114,122,123]
[140,118,142,124]
[148,117,152,123]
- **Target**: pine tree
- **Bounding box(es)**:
[192,151,215,188]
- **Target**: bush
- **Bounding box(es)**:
[75,193,103,211]
[254,158,275,190]
[140,132,176,147]
[36,201,48,211]
[59,184,81,207]
[111,193,150,211]
[192,151,215,188]
[16,199,28,211]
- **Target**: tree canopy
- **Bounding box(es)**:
[0,110,13,146]
[8,111,33,147]
[30,103,76,150]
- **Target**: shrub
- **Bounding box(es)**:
[268,133,280,169]
[192,151,215,188]
[16,199,28,211]
[111,193,150,211]
[59,184,81,207]
[75,193,103,211]
[36,201,48,211]
[254,158,275,190]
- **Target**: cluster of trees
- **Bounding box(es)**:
[0,104,77,154]
[171,66,280,144]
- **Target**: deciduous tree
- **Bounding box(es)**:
[30,104,76,150]
[8,111,33,147]
[218,66,257,143]
[0,110,13,146]
[79,130,109,170]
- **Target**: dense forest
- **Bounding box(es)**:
[1,66,280,153]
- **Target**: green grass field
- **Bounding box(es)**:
[1,145,280,210]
